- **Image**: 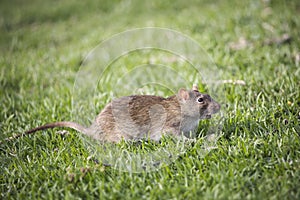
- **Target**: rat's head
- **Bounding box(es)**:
[176,85,221,119]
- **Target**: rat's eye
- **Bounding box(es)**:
[197,97,204,103]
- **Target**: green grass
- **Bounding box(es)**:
[1,0,300,199]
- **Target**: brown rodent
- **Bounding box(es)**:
[1,85,220,143]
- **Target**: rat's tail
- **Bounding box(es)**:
[0,121,88,144]
[26,121,87,134]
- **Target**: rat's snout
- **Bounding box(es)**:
[215,101,221,112]
[197,94,221,119]
[210,99,221,115]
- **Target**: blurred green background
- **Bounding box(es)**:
[0,0,299,199]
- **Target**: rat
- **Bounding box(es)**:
[1,85,220,143]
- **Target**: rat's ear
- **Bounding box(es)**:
[192,84,199,91]
[177,88,190,101]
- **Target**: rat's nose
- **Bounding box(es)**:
[213,102,221,113]
[216,102,221,110]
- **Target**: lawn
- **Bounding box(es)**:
[0,0,300,199]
